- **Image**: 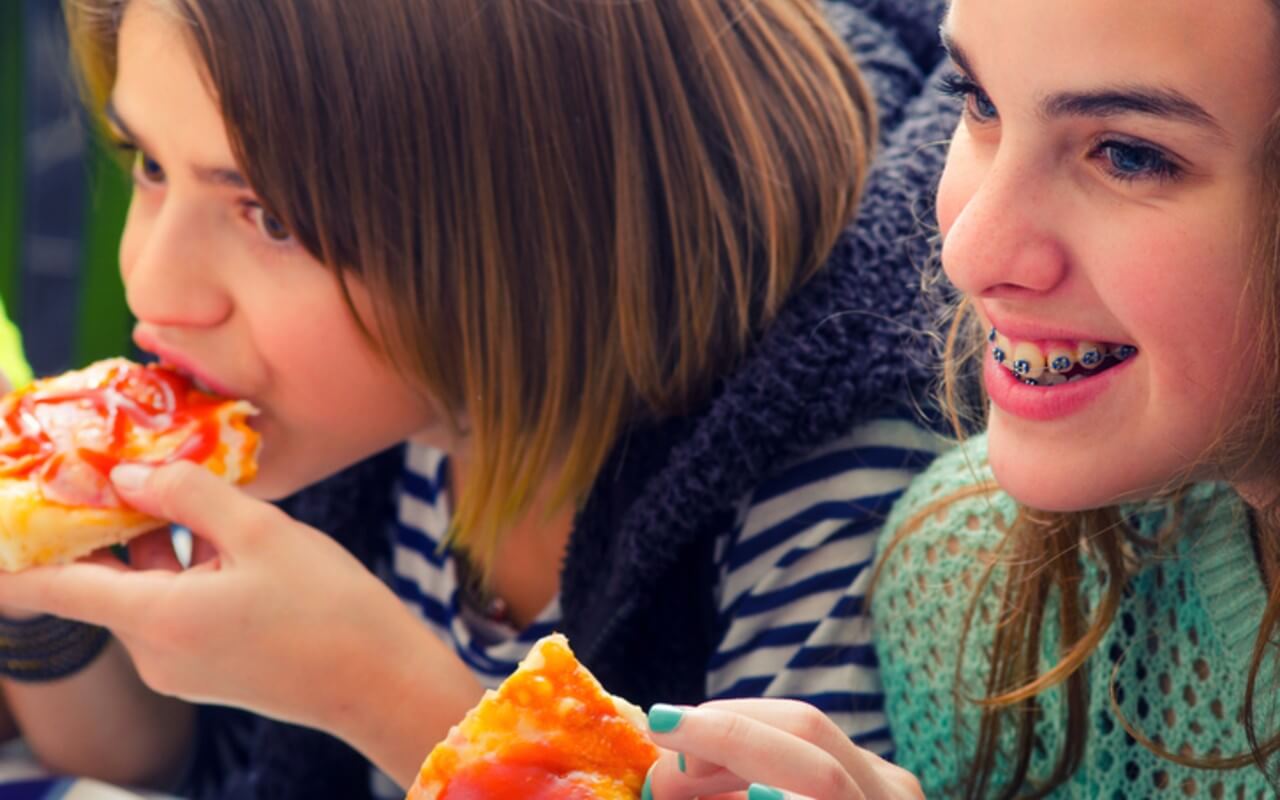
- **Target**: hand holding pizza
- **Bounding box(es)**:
[643,699,922,800]
[0,456,483,780]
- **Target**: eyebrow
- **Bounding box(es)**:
[104,98,251,189]
[939,30,1229,141]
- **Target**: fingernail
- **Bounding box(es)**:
[677,752,686,773]
[111,463,154,491]
[647,704,685,733]
[641,767,654,800]
[748,785,785,800]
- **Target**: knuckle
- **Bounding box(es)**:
[151,462,199,516]
[790,702,839,744]
[712,708,753,750]
[894,769,924,798]
[811,752,858,799]
[238,503,285,544]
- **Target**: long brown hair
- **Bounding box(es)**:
[65,0,876,567]
[903,86,1280,800]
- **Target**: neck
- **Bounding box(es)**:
[435,436,575,629]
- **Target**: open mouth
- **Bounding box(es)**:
[988,328,1137,387]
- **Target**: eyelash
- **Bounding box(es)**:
[110,139,295,244]
[937,72,1185,185]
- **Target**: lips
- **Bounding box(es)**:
[132,333,242,400]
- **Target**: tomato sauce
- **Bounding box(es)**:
[0,362,228,508]
[439,760,597,800]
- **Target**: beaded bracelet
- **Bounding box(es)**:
[0,614,111,682]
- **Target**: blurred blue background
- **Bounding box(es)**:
[2,0,133,378]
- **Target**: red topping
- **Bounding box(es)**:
[1,361,231,509]
[439,760,597,800]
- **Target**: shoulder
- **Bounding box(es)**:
[725,416,951,582]
[870,433,1015,640]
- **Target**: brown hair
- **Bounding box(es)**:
[897,95,1280,800]
[65,0,876,567]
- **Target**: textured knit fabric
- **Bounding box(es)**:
[872,434,1277,798]
[181,1,960,797]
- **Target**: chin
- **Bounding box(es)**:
[986,435,1125,513]
[243,449,348,502]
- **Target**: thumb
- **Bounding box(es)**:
[111,461,270,558]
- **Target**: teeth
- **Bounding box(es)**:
[1046,345,1074,374]
[1010,342,1045,380]
[990,328,1138,380]
[1077,341,1104,369]
[991,332,1012,365]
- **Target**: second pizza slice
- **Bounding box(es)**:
[409,633,659,800]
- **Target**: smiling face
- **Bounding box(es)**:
[938,0,1280,510]
[112,1,441,499]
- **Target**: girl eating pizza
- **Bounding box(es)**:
[0,0,956,797]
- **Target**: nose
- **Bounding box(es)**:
[119,196,232,329]
[940,152,1069,301]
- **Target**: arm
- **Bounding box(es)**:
[2,639,195,789]
[0,460,483,791]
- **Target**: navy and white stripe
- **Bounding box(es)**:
[708,417,945,756]
[380,415,945,795]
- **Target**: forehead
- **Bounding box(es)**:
[114,1,233,161]
[946,0,1280,124]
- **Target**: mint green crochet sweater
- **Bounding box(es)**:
[872,435,1275,798]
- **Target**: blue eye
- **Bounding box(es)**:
[938,73,999,123]
[971,89,997,121]
[1095,140,1182,183]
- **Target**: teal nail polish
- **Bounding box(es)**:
[748,784,786,800]
[641,770,653,800]
[677,752,686,773]
[648,704,685,733]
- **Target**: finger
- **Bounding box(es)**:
[645,704,867,800]
[644,758,746,800]
[128,528,183,572]
[673,748,723,780]
[111,461,281,560]
[0,561,172,632]
[697,698,915,793]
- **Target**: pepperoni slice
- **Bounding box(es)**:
[1,360,235,502]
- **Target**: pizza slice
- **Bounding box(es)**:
[0,357,259,571]
[409,633,659,800]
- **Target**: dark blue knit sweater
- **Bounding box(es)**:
[194,2,959,796]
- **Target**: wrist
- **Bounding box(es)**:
[328,608,482,787]
[0,614,111,682]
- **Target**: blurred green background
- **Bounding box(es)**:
[2,0,134,382]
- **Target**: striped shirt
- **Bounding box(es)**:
[370,416,945,795]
